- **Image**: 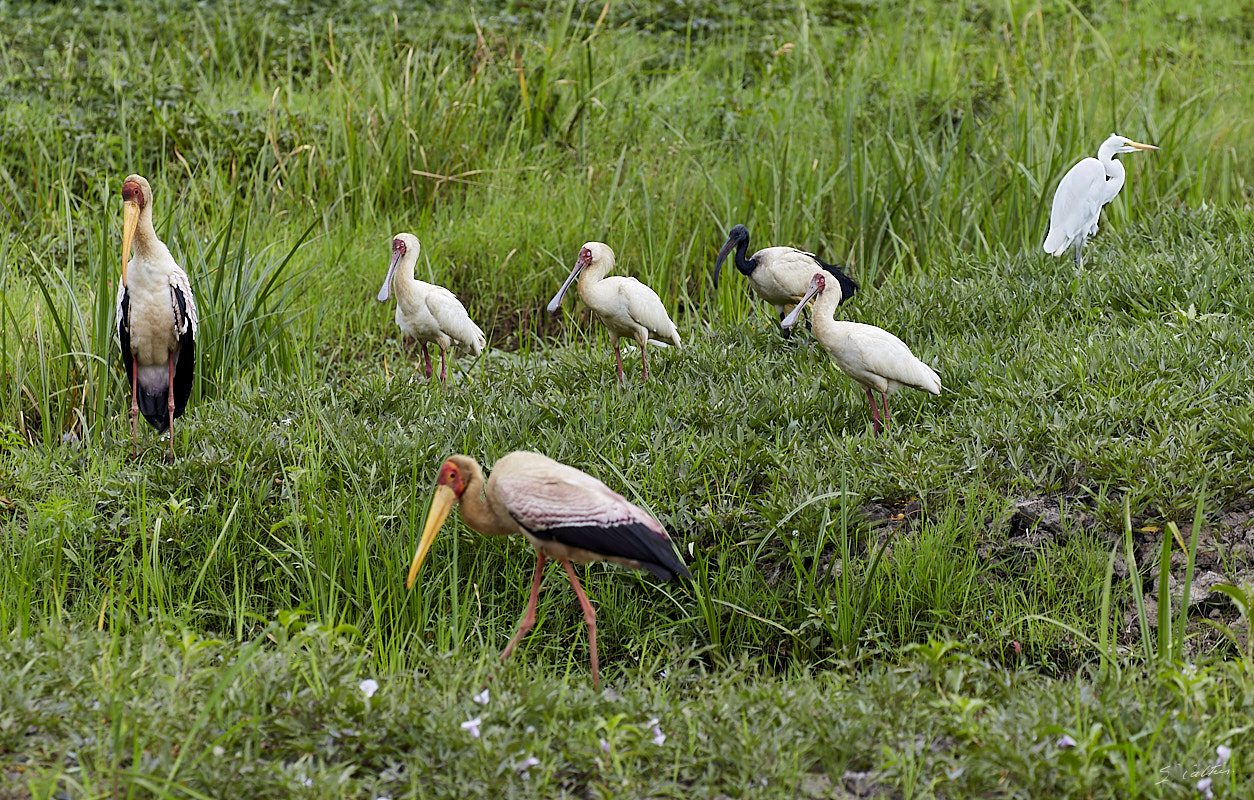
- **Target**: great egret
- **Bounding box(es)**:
[1043,134,1158,267]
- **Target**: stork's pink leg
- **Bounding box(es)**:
[166,353,177,461]
[559,557,599,687]
[865,387,883,436]
[130,362,139,456]
[438,347,448,386]
[502,552,546,661]
[880,392,891,427]
[639,343,649,382]
[613,345,625,384]
[420,342,433,381]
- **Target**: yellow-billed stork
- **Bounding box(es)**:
[117,174,198,460]
[376,233,486,385]
[783,273,940,435]
[406,451,690,687]
[546,242,681,383]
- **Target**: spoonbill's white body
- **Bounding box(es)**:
[547,242,681,383]
[783,273,940,435]
[376,233,486,385]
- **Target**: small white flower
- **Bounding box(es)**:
[473,688,490,705]
[359,679,379,699]
[1057,735,1077,749]
[300,777,313,788]
[461,717,482,738]
[600,738,610,752]
[1216,745,1232,765]
[648,718,666,746]
[517,756,540,773]
[1197,777,1213,799]
[212,745,225,757]
[525,725,535,734]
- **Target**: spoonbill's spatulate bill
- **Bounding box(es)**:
[1043,134,1158,267]
[783,273,940,436]
[713,224,858,336]
[116,174,198,460]
[547,242,681,383]
[407,451,690,687]
[376,232,486,385]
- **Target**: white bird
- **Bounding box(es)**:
[1043,133,1159,266]
[547,242,682,383]
[783,273,940,436]
[406,450,690,687]
[713,224,858,335]
[116,174,198,460]
[376,232,486,386]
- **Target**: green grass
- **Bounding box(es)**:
[3,0,1254,796]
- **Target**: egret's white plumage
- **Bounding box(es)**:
[783,273,940,435]
[116,174,198,459]
[547,242,681,382]
[713,224,858,334]
[1043,134,1159,266]
[376,232,486,385]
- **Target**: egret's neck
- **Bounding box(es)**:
[458,464,513,538]
[1098,155,1126,204]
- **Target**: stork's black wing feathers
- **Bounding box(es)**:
[171,285,195,421]
[118,289,134,387]
[526,521,691,581]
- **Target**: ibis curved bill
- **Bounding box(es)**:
[783,273,940,436]
[406,451,691,686]
[713,224,858,336]
[116,174,198,460]
[377,233,486,385]
[547,242,682,383]
[1043,134,1158,267]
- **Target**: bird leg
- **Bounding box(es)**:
[130,362,139,457]
[639,342,649,382]
[613,343,626,385]
[880,392,891,426]
[166,353,176,461]
[1073,241,1084,268]
[438,346,448,386]
[778,309,794,340]
[559,557,599,688]
[865,387,883,436]
[420,342,433,381]
[501,552,547,662]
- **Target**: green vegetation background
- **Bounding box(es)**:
[2,0,1253,796]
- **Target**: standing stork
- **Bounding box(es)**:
[406,451,690,687]
[1043,134,1158,267]
[783,273,940,436]
[713,224,858,336]
[117,174,198,460]
[376,233,486,386]
[547,242,681,383]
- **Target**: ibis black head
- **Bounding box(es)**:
[713,224,753,289]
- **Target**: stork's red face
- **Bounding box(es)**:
[392,237,407,257]
[576,246,593,270]
[121,180,146,210]
[436,459,468,497]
